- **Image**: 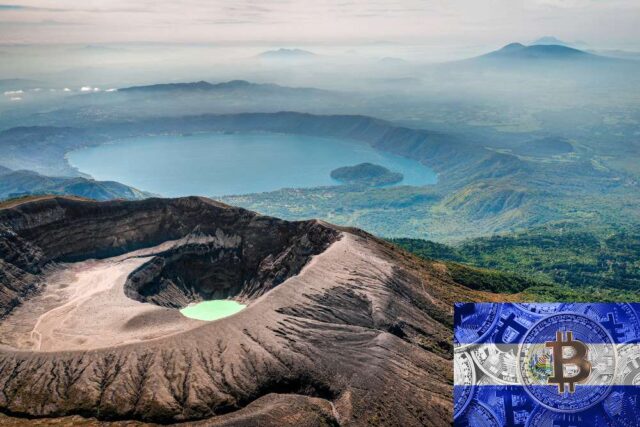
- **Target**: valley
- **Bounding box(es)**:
[3,100,637,242]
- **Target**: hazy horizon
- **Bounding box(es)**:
[1,0,639,51]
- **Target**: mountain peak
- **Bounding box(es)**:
[532,36,567,46]
[480,42,593,61]
[258,48,316,59]
[501,42,526,51]
[214,79,251,88]
[119,80,260,92]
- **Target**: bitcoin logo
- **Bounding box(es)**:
[518,313,616,412]
[545,330,592,393]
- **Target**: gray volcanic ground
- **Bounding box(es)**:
[0,237,211,352]
[0,197,494,426]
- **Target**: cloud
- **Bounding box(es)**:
[0,0,638,46]
[534,0,590,8]
[532,0,638,8]
[196,18,257,25]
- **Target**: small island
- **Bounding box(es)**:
[330,162,404,187]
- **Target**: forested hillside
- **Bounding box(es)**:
[391,222,640,301]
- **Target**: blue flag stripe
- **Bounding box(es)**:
[454,385,640,426]
[454,302,640,344]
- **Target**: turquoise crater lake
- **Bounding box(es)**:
[67,133,437,197]
[180,300,246,321]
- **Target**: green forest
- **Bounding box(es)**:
[391,222,640,301]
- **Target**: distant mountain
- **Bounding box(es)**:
[76,44,124,52]
[448,42,636,78]
[119,80,329,96]
[532,36,588,49]
[0,169,150,201]
[120,80,241,92]
[479,43,593,61]
[532,36,569,45]
[0,165,11,176]
[378,57,409,66]
[257,48,315,59]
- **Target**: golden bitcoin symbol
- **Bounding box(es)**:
[545,330,592,393]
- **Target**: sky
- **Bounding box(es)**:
[0,0,639,48]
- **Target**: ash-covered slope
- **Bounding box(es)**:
[0,197,494,426]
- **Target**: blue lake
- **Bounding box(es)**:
[67,132,437,197]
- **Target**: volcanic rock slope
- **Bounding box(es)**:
[0,196,494,426]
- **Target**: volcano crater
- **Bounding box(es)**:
[0,196,475,426]
[0,197,339,352]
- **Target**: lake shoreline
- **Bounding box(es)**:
[68,131,438,197]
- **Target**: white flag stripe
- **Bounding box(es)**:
[454,343,640,386]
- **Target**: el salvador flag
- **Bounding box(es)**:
[453,303,640,427]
